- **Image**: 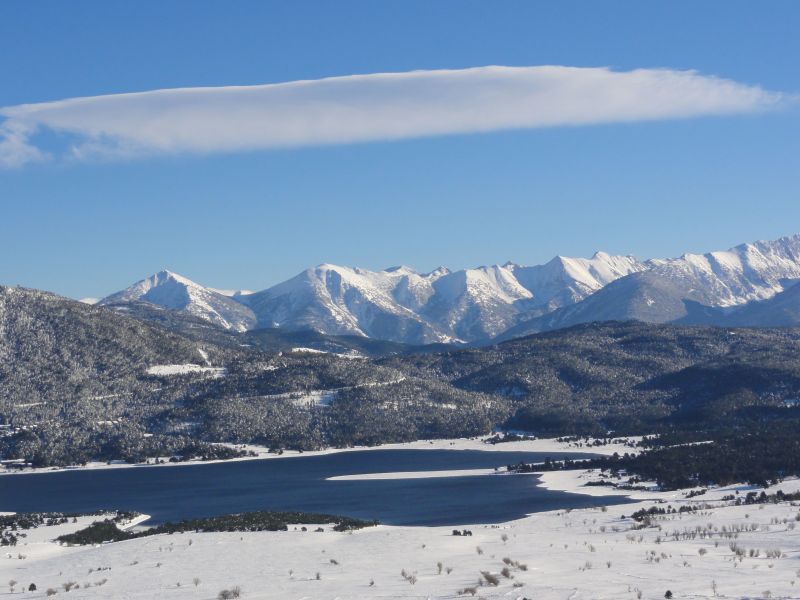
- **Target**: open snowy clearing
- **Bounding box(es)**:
[145,364,227,378]
[3,477,800,599]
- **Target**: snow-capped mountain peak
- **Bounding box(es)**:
[99,270,256,332]
[96,234,800,345]
[499,233,800,340]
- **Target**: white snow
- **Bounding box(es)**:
[328,468,499,481]
[99,270,256,332]
[5,455,799,599]
[145,364,226,378]
[290,347,366,359]
[240,252,648,343]
[655,234,800,307]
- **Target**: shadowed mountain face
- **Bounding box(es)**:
[721,281,800,327]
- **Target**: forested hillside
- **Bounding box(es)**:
[3,288,800,467]
[384,322,800,433]
[0,287,499,466]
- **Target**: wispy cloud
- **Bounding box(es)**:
[0,66,787,167]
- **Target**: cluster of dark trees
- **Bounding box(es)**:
[56,510,378,545]
[509,414,800,490]
[603,420,800,489]
[1,510,135,546]
[629,489,800,522]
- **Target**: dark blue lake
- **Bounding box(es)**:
[0,449,631,525]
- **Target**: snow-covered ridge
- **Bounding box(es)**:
[146,364,226,378]
[650,234,800,306]
[96,233,800,344]
[232,251,647,344]
[99,253,643,344]
[99,270,256,332]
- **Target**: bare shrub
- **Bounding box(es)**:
[217,586,242,599]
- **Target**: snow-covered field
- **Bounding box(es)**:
[4,476,800,599]
[2,438,800,599]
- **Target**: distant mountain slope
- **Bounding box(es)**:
[101,300,453,357]
[242,253,643,344]
[499,235,800,339]
[723,281,800,327]
[508,252,646,309]
[99,270,256,332]
[96,234,800,344]
[243,264,451,344]
[5,288,800,467]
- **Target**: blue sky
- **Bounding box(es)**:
[1,1,798,299]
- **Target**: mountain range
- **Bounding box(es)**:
[96,234,800,345]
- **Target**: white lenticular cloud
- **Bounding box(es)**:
[0,65,787,167]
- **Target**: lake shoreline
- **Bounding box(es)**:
[0,435,638,477]
[0,447,635,527]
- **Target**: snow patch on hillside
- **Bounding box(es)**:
[146,364,226,377]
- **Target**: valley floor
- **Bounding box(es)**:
[3,440,800,599]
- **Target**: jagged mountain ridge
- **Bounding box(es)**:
[500,234,800,339]
[100,252,645,344]
[97,234,800,344]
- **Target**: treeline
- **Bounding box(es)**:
[509,417,800,490]
[56,511,378,545]
[629,489,800,523]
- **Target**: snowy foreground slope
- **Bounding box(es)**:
[4,441,800,600]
